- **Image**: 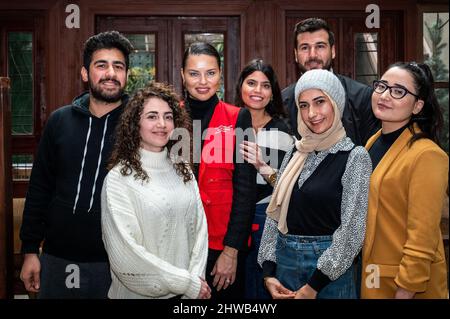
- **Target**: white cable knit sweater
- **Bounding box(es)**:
[101,147,208,299]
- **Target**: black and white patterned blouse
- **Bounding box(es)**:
[257,137,372,284]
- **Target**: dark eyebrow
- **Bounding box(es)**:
[392,83,408,90]
[246,79,271,85]
[380,80,408,90]
[144,111,173,115]
[300,41,327,46]
[93,60,125,66]
[312,95,326,101]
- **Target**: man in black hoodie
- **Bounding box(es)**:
[282,18,380,145]
[19,31,132,298]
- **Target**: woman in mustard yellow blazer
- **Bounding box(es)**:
[361,62,448,299]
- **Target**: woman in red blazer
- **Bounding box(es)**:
[181,42,257,299]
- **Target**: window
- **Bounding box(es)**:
[125,34,156,94]
[355,33,378,86]
[422,12,449,153]
[8,32,33,135]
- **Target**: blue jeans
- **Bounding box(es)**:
[245,203,271,299]
[38,253,111,299]
[275,233,356,299]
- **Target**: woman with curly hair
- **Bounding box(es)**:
[101,81,210,299]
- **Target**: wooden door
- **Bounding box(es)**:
[0,11,46,295]
[96,15,240,102]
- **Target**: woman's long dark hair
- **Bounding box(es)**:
[234,58,287,119]
[108,81,193,183]
[388,62,443,147]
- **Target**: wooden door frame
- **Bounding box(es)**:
[0,10,47,297]
[0,77,13,299]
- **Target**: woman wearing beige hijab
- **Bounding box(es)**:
[250,69,372,299]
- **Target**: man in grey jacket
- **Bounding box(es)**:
[283,18,380,145]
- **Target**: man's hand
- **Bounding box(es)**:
[20,253,41,293]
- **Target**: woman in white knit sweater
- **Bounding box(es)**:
[101,82,210,299]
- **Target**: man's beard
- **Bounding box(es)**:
[89,77,125,103]
[298,58,333,74]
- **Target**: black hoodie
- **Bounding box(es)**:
[20,92,128,262]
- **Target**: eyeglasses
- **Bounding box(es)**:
[372,80,419,100]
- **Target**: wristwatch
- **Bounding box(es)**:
[266,171,277,186]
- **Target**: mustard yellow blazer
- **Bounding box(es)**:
[361,127,448,299]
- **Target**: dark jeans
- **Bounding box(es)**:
[206,248,247,300]
[245,202,271,299]
[276,233,357,299]
[38,253,111,299]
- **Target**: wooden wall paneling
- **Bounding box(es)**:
[46,1,82,114]
[242,1,287,88]
[79,0,252,16]
[272,3,286,89]
[0,77,13,299]
[226,16,241,103]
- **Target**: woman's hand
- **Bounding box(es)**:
[264,277,296,299]
[239,141,273,175]
[210,246,238,291]
[197,277,211,299]
[294,284,317,299]
[394,287,415,299]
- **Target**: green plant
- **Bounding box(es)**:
[125,66,155,95]
[424,15,449,153]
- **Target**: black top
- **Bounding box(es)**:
[286,150,352,236]
[368,125,407,170]
[263,146,354,292]
[256,118,291,202]
[20,92,128,262]
[186,95,257,251]
[282,74,380,146]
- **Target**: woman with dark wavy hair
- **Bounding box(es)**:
[362,62,448,298]
[101,81,211,299]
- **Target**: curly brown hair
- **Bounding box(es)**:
[108,81,193,183]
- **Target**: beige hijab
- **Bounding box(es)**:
[266,92,346,234]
